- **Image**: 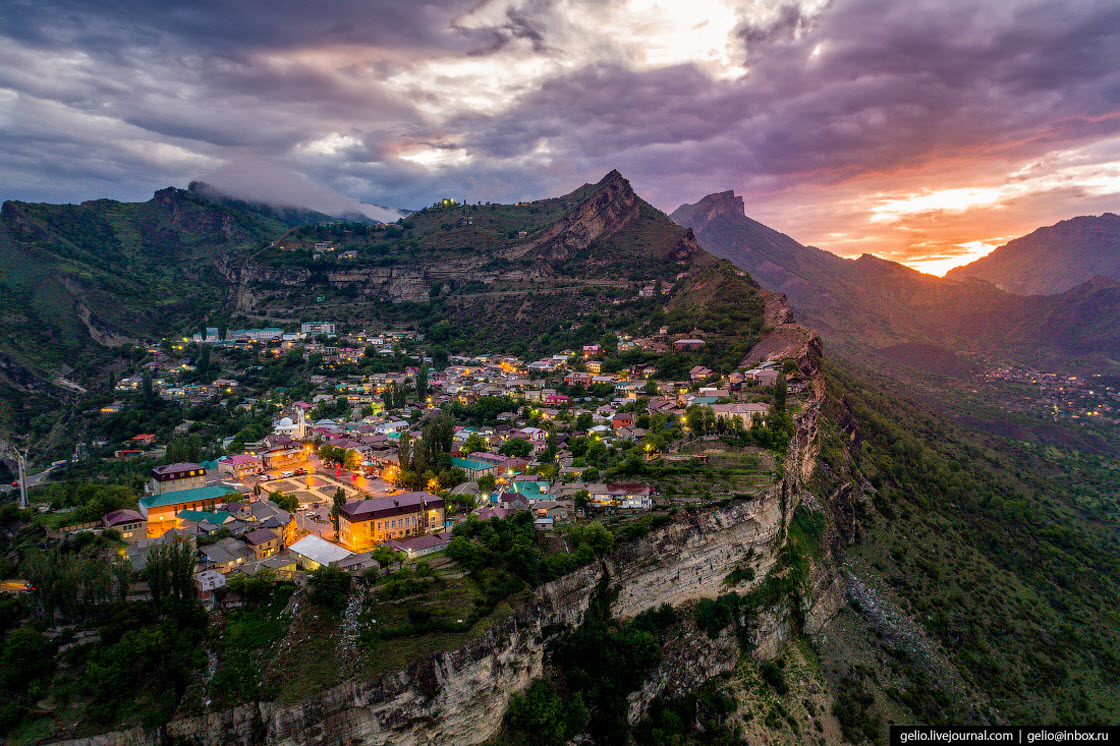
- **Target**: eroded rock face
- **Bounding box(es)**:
[670,191,746,234]
[507,169,640,265]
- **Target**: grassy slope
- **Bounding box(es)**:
[820,358,1120,727]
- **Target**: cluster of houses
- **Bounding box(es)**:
[101,457,454,604]
[85,320,804,603]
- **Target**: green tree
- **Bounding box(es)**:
[774,371,787,414]
[166,435,201,464]
[308,566,351,612]
[501,437,532,458]
[579,521,614,556]
[141,371,155,403]
[370,545,404,575]
[144,539,196,609]
[343,449,362,470]
[398,430,413,472]
[416,364,429,399]
[478,474,497,493]
[330,487,347,534]
[270,491,299,513]
[461,432,488,454]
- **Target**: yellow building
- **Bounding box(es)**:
[147,462,207,496]
[338,491,445,552]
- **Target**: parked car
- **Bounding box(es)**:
[281,471,294,478]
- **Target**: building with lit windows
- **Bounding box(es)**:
[337,492,445,552]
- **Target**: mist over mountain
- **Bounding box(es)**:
[945,213,1120,295]
[196,159,410,223]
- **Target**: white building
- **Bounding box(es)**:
[301,321,337,336]
[274,408,308,439]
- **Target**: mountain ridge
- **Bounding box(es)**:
[673,191,1120,373]
[946,212,1120,295]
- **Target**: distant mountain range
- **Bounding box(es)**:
[672,193,1120,374]
[945,213,1120,295]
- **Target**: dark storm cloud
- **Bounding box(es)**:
[421,0,1120,213]
[3,0,485,54]
[0,0,1118,260]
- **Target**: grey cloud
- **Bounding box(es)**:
[1,0,1118,234]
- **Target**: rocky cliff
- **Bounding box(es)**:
[507,170,641,265]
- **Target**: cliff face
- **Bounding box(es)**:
[669,190,745,233]
[50,311,849,746]
[507,169,641,265]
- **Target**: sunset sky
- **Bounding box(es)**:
[1,0,1118,275]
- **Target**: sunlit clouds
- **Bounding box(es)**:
[0,0,1117,274]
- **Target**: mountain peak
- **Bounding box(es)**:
[599,169,626,184]
[669,191,745,232]
[945,213,1120,296]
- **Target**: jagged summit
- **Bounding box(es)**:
[670,190,745,232]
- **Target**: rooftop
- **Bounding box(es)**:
[152,462,203,475]
[139,484,235,510]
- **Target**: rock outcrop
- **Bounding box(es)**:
[506,170,640,264]
[669,190,745,233]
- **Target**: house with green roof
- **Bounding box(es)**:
[139,485,238,538]
[451,457,498,480]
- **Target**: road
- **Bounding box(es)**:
[26,465,58,488]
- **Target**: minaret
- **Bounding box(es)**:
[296,407,307,439]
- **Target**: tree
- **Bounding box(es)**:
[573,490,590,514]
[461,432,488,454]
[398,431,413,473]
[343,449,362,470]
[270,491,299,513]
[501,437,532,458]
[544,430,558,462]
[144,539,196,609]
[575,413,593,431]
[478,474,497,494]
[774,371,787,414]
[330,487,347,535]
[416,364,429,399]
[579,521,614,556]
[166,435,201,464]
[370,546,400,576]
[308,566,351,612]
[141,371,155,403]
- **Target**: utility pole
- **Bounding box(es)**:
[16,450,28,509]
